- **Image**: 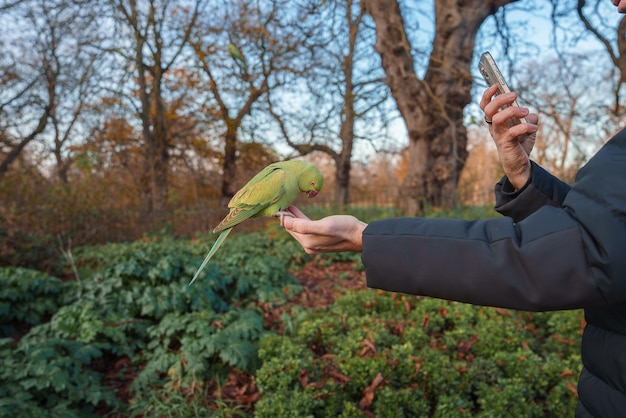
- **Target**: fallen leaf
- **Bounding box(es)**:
[567,380,578,396]
[359,372,384,409]
[330,370,351,384]
[298,369,308,388]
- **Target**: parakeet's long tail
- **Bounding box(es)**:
[188,228,233,286]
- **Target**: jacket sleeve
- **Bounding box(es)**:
[493,162,571,222]
[362,128,626,311]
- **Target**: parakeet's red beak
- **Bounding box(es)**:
[307,190,318,198]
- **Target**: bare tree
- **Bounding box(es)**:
[43,1,106,183]
[363,0,521,214]
[514,51,614,182]
[191,0,311,199]
[457,129,502,206]
[110,0,204,225]
[574,0,626,114]
[0,0,107,181]
[547,0,625,117]
[193,3,266,198]
[0,0,25,11]
[267,0,390,209]
[0,2,56,177]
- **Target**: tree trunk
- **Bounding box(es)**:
[221,121,239,199]
[117,0,201,228]
[364,0,512,214]
[335,152,352,210]
[336,42,357,210]
[151,78,169,226]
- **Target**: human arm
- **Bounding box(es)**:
[364,128,626,310]
[283,130,626,310]
[362,210,604,311]
[285,202,607,311]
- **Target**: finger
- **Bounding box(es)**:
[501,122,538,143]
[282,215,296,230]
[286,205,310,220]
[482,89,517,120]
[491,104,530,125]
[484,92,519,120]
[526,113,538,125]
[479,84,499,111]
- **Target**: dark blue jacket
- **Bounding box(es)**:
[362,128,626,417]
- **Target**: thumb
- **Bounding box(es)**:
[283,215,296,230]
[283,216,313,234]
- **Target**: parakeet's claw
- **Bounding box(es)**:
[275,210,295,227]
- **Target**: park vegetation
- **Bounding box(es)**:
[0,210,585,416]
[1,0,624,415]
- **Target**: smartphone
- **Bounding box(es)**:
[478,51,528,128]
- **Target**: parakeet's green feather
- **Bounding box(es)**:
[214,168,289,232]
[189,228,232,285]
[189,160,323,285]
[228,42,247,72]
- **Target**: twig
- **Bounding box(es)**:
[57,235,80,282]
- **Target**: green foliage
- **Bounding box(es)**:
[0,334,121,417]
[73,237,198,286]
[256,291,583,417]
[74,234,300,314]
[206,232,302,304]
[1,232,301,416]
[0,267,70,337]
[0,213,586,417]
[263,226,314,270]
[132,309,264,394]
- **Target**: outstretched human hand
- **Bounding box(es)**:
[282,206,367,254]
[480,84,539,190]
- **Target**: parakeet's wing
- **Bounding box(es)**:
[213,167,292,233]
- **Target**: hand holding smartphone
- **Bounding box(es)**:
[479,51,535,161]
[478,52,528,129]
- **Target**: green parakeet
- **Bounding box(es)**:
[189,160,324,285]
[228,42,247,72]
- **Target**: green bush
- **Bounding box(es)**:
[256,291,582,417]
[0,233,303,416]
[131,308,264,393]
[0,334,121,417]
[0,267,71,337]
